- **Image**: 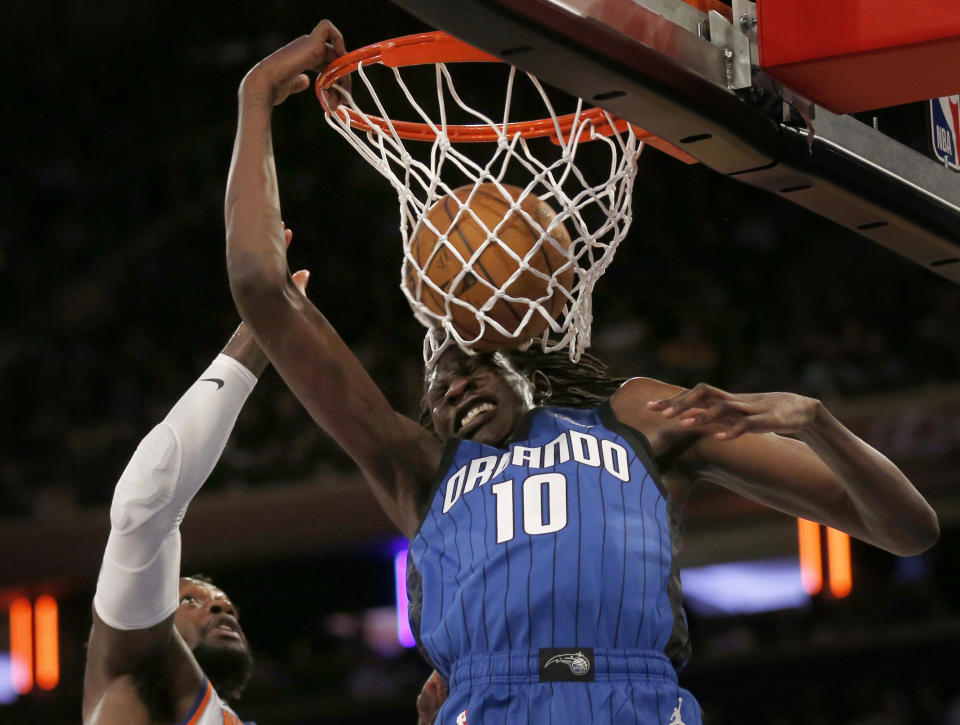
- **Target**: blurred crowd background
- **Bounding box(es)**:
[3,1,959,723]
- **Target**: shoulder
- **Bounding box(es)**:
[608,377,698,460]
[614,376,685,401]
[609,377,684,426]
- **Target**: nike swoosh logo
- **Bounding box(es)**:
[201,378,225,389]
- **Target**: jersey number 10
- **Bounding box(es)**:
[491,474,568,543]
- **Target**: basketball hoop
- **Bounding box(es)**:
[317,31,643,363]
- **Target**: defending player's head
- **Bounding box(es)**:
[421,346,625,445]
[175,575,253,702]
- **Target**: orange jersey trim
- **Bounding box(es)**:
[182,681,213,725]
[222,709,243,725]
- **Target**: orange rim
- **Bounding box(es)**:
[316,31,632,143]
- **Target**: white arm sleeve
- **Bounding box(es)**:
[93,354,258,630]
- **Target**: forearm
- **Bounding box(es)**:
[225,22,344,323]
[222,321,270,377]
[94,353,258,629]
[795,402,939,556]
[224,87,290,313]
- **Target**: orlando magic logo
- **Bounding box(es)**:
[545,651,591,675]
[539,647,595,682]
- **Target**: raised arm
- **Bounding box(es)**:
[82,321,271,723]
[224,21,441,536]
[613,378,939,557]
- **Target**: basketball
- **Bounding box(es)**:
[407,183,574,350]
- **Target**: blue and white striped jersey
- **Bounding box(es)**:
[408,401,690,678]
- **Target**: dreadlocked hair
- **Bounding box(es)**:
[506,348,626,406]
[418,347,627,434]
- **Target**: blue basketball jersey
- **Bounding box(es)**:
[408,401,690,679]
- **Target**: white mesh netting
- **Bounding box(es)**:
[323,53,642,363]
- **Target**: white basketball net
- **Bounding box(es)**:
[323,56,642,363]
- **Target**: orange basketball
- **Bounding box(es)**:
[407,183,574,350]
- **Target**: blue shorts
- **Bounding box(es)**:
[436,649,702,725]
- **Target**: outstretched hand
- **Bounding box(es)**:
[647,383,821,441]
[240,19,347,108]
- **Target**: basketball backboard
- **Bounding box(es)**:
[388,0,960,284]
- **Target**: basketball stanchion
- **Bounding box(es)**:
[317,31,647,363]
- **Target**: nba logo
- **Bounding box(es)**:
[456,709,468,725]
[929,95,960,171]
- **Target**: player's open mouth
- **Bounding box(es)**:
[455,398,497,436]
[210,626,242,641]
[206,615,242,641]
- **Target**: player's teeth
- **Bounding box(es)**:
[462,402,494,428]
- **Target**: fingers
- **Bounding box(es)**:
[649,386,809,441]
[292,269,310,294]
[242,19,347,103]
[294,20,346,81]
[291,19,345,73]
[647,383,771,441]
[678,399,755,427]
[286,227,307,295]
[285,73,312,100]
[431,670,449,701]
[415,671,448,725]
[716,418,752,440]
[316,38,351,113]
[313,41,343,75]
[647,382,730,418]
[715,412,779,440]
[312,19,346,58]
[323,82,349,114]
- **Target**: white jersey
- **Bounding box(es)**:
[180,679,252,725]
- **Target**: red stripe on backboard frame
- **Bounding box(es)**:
[757,0,960,113]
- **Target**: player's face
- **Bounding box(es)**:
[425,348,534,446]
[175,578,249,655]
